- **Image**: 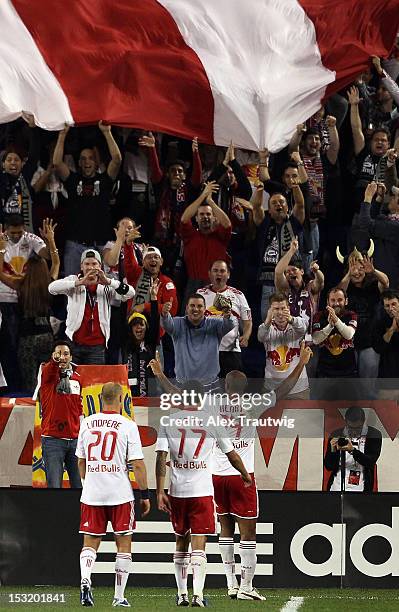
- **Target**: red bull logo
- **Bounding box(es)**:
[267,345,300,372]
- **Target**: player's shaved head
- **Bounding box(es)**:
[101,382,123,404]
[225,370,247,394]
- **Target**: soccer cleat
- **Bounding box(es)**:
[237,587,266,601]
[176,594,190,606]
[80,580,94,607]
[191,595,208,607]
[112,598,131,607]
[228,586,239,599]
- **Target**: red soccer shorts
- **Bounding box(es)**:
[212,473,258,519]
[169,495,216,536]
[79,501,135,536]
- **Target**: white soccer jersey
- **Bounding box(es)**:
[76,411,144,506]
[0,232,46,302]
[155,408,234,498]
[212,392,276,476]
[198,285,252,352]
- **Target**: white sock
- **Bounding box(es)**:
[114,553,131,600]
[191,550,207,600]
[173,552,190,596]
[80,547,97,585]
[239,541,256,591]
[219,537,237,589]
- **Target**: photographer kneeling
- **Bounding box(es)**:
[324,406,382,492]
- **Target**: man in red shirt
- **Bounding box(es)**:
[180,182,232,308]
[124,245,178,333]
[40,341,82,488]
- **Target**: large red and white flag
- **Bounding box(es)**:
[1,0,398,151]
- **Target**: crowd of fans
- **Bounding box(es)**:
[0,49,398,399]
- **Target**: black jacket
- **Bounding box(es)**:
[324,425,382,492]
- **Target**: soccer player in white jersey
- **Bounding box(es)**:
[212,342,313,600]
[76,382,150,608]
[153,375,252,608]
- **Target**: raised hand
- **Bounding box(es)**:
[290,151,302,164]
[362,255,374,274]
[364,181,378,202]
[326,115,337,128]
[39,218,58,242]
[310,260,320,274]
[21,111,36,128]
[192,136,199,152]
[347,86,361,105]
[259,148,270,164]
[150,278,160,300]
[299,340,313,365]
[223,141,235,166]
[386,148,397,164]
[98,120,111,133]
[202,181,219,198]
[296,123,306,136]
[235,197,253,211]
[289,236,299,254]
[162,298,173,316]
[96,269,111,286]
[148,349,163,376]
[327,305,338,326]
[138,132,156,148]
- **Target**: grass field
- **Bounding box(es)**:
[1,587,399,611]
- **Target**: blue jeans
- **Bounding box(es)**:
[302,223,320,274]
[71,342,105,365]
[260,284,276,322]
[357,347,380,379]
[64,240,105,277]
[41,437,82,488]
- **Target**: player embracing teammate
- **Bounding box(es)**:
[212,344,312,601]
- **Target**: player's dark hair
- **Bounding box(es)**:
[187,294,206,306]
[345,406,365,423]
[51,339,73,354]
[4,213,25,227]
[381,289,399,302]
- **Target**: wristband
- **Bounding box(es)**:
[140,489,150,500]
[116,281,129,295]
[297,162,304,167]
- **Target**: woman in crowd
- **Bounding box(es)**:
[0,218,60,393]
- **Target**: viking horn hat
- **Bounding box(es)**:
[336,240,374,264]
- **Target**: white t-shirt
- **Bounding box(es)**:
[197,285,252,352]
[258,318,308,395]
[76,411,144,506]
[155,407,234,498]
[212,392,276,476]
[0,232,46,303]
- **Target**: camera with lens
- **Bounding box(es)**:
[337,437,350,448]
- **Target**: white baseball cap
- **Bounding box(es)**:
[81,249,102,264]
[143,246,162,259]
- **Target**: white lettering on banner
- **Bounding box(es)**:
[0,405,34,486]
[290,508,399,577]
[254,409,324,491]
[290,523,345,577]
[349,507,399,577]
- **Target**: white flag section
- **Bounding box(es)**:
[160,0,334,151]
[0,0,398,150]
[0,0,73,128]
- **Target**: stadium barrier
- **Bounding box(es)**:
[0,489,398,588]
[1,398,399,490]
